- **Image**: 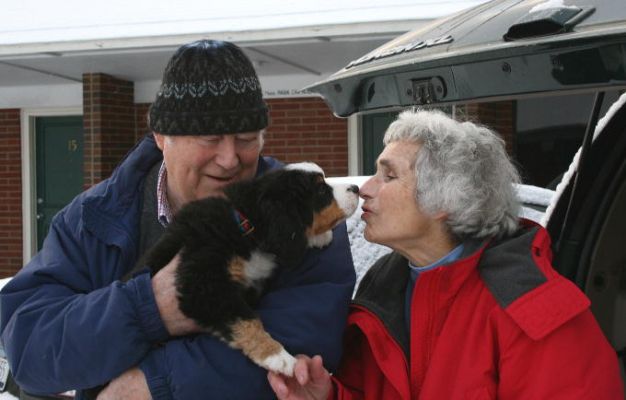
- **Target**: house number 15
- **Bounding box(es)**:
[68,139,78,152]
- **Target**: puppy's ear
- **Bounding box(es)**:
[244,168,316,268]
[261,202,309,268]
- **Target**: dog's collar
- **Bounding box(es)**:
[232,209,255,236]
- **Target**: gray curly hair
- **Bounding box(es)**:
[384,109,520,240]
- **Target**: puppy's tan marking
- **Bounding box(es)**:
[227,257,247,284]
[307,200,346,236]
[230,319,283,362]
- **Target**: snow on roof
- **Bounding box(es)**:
[2,0,486,46]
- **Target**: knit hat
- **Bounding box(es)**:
[149,40,268,135]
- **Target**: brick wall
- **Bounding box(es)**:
[264,97,348,176]
[0,109,22,277]
[464,101,516,154]
[83,73,139,188]
[135,103,150,142]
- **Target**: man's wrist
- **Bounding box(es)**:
[130,273,169,342]
[151,257,200,336]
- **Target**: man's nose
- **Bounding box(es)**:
[215,136,239,170]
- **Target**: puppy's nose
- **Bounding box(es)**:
[347,185,359,194]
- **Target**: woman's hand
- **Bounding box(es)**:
[267,355,332,400]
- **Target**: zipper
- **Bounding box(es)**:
[410,268,442,397]
[350,303,411,398]
[350,304,409,370]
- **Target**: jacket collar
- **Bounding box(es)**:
[352,237,490,355]
[351,222,563,352]
[82,135,162,250]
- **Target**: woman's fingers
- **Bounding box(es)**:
[268,355,332,400]
[268,371,287,398]
[294,355,313,385]
[310,355,327,382]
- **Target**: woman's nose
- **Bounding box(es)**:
[359,177,375,199]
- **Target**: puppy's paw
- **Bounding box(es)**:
[308,231,333,248]
[262,348,297,376]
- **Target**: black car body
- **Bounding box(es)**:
[311,0,626,115]
[309,0,626,392]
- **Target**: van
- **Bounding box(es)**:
[310,0,626,392]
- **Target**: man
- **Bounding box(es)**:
[0,40,356,400]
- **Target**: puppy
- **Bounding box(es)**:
[132,162,359,376]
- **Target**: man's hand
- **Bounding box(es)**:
[97,368,150,400]
[152,254,201,336]
[267,355,332,400]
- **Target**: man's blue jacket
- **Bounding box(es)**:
[0,135,356,399]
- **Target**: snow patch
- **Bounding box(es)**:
[530,0,579,13]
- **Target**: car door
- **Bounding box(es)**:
[546,94,626,376]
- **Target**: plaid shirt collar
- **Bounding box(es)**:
[156,162,173,226]
[156,163,255,237]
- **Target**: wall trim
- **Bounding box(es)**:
[20,107,82,263]
[347,114,361,175]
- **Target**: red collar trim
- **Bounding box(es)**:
[233,209,255,236]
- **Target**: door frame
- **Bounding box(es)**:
[348,105,466,176]
[347,114,360,175]
[20,107,82,263]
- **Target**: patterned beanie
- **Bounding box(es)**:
[149,40,268,135]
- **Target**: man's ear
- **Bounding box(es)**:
[153,132,166,151]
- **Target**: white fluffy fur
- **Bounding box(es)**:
[285,161,325,175]
[243,251,276,286]
[330,182,360,216]
[308,231,334,248]
[261,347,297,376]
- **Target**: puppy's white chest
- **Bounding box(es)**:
[242,250,277,285]
[308,231,333,248]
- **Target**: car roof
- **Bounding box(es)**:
[308,0,626,116]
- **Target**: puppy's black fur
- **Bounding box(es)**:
[128,165,358,375]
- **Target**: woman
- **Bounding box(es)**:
[268,109,624,399]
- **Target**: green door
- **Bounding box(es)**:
[361,112,399,174]
[35,116,84,250]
